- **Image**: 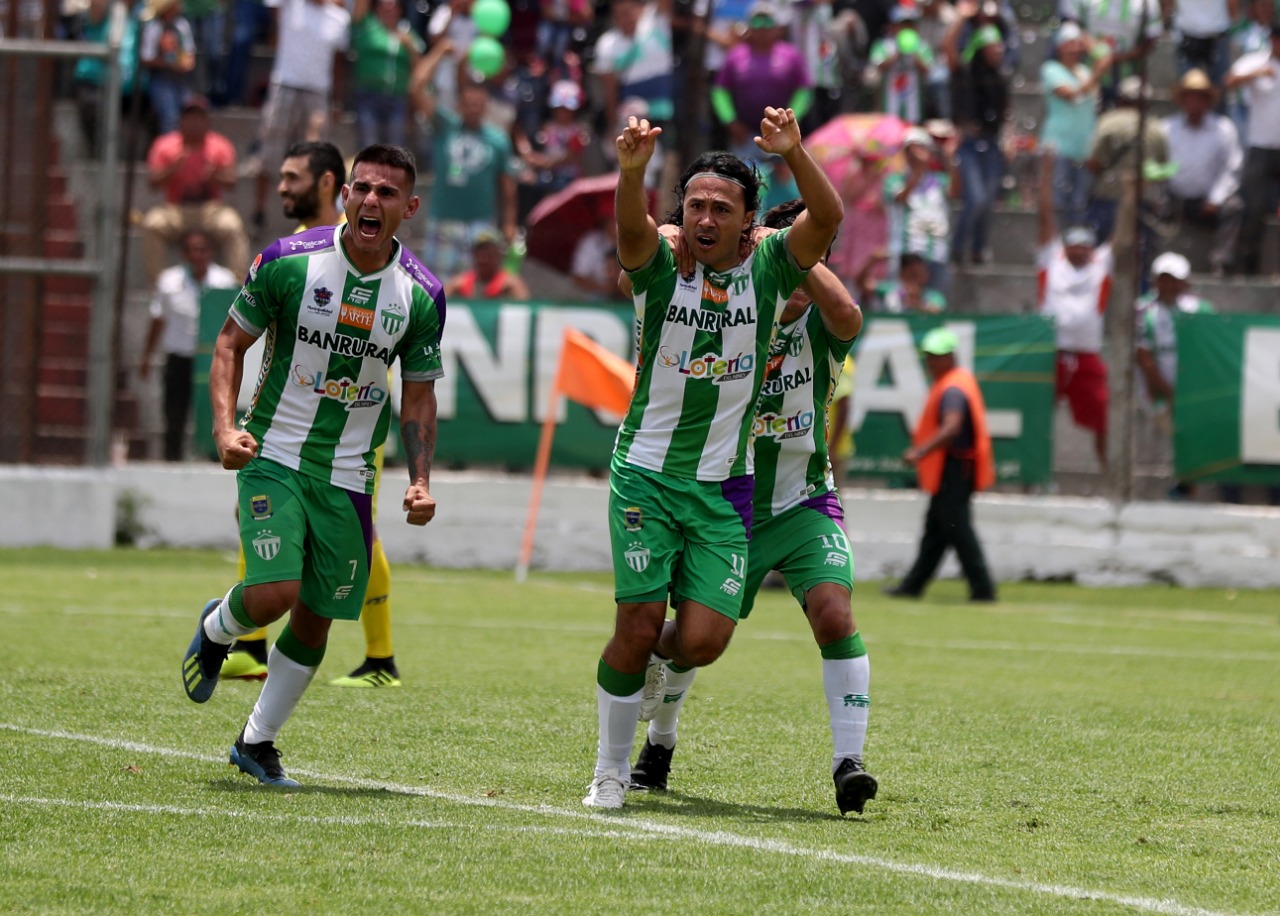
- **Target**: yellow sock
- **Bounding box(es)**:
[361,537,393,659]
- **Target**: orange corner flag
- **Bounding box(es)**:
[556,327,634,415]
[517,329,635,582]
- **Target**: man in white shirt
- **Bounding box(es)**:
[139,229,240,461]
[1225,22,1280,275]
[250,0,351,228]
[1162,0,1237,87]
[1163,68,1243,276]
[1037,150,1114,470]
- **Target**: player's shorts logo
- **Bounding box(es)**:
[252,532,281,561]
[824,551,848,567]
[720,577,741,596]
[623,506,643,531]
[624,542,650,573]
[250,495,272,520]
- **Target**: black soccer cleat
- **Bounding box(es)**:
[833,756,878,815]
[630,739,675,791]
[230,728,301,787]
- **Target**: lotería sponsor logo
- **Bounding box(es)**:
[657,346,754,383]
[382,302,406,335]
[624,541,650,573]
[290,364,317,387]
[753,407,816,440]
[759,366,813,398]
[297,325,393,363]
[309,371,388,410]
[339,302,376,331]
[252,531,281,561]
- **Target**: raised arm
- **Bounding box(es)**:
[1037,148,1057,246]
[409,38,454,119]
[614,117,662,270]
[804,261,863,341]
[755,107,843,269]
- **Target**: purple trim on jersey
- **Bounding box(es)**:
[398,245,448,334]
[800,490,846,532]
[721,475,755,540]
[345,488,376,564]
[254,224,338,277]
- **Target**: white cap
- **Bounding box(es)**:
[1151,252,1191,281]
[1056,21,1082,44]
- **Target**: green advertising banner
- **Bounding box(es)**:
[195,296,1057,479]
[1174,313,1280,485]
[195,294,635,468]
[846,315,1058,485]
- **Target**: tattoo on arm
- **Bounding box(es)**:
[402,419,436,484]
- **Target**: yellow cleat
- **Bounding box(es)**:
[220,651,268,680]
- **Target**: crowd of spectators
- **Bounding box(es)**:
[47,0,1280,491]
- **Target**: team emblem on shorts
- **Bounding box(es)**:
[252,531,281,561]
[623,506,643,531]
[824,551,848,568]
[250,494,272,519]
[624,541,650,573]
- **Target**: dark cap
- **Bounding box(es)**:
[181,94,211,113]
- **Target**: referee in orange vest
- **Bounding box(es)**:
[884,327,997,602]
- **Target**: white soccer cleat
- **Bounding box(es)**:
[638,657,667,722]
[582,768,628,809]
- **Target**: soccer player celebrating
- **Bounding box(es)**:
[222,141,407,688]
[583,108,843,809]
[630,200,878,815]
[182,144,445,787]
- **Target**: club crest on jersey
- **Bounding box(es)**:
[382,303,406,335]
[623,506,643,531]
[252,531,281,561]
[624,541,650,572]
[250,495,272,519]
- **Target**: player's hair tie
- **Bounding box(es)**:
[684,171,746,190]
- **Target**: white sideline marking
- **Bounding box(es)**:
[1,723,1229,916]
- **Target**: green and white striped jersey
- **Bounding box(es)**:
[752,304,855,521]
[230,225,446,494]
[615,230,804,480]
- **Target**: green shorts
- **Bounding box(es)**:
[237,458,374,621]
[740,498,855,620]
[608,461,753,620]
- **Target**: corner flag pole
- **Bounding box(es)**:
[516,380,562,582]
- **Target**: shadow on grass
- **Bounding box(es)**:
[206,777,407,798]
[622,788,868,823]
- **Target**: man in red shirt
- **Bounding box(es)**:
[140,96,250,287]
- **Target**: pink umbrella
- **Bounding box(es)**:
[807,113,910,189]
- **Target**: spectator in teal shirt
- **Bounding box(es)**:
[1040,21,1110,229]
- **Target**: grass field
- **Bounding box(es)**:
[2,548,1278,915]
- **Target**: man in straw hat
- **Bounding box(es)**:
[1163,68,1243,276]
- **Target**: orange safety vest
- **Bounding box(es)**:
[456,270,512,299]
[912,366,995,495]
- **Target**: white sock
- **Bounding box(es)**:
[243,646,317,744]
[823,654,871,771]
[594,684,643,780]
[647,666,698,749]
[203,585,258,645]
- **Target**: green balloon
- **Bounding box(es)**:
[468,35,506,78]
[897,28,920,56]
[472,0,511,37]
